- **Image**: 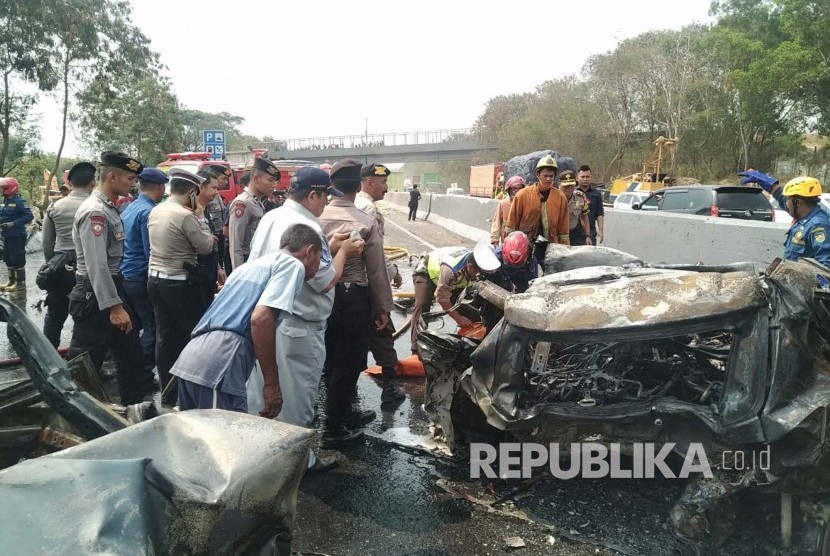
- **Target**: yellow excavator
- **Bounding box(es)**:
[609,136,678,200]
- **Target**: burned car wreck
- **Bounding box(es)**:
[418,246,830,554]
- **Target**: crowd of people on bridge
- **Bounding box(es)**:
[0,149,827,476]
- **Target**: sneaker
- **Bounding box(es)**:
[307,454,340,474]
[381,381,406,404]
[321,424,364,449]
[345,409,376,429]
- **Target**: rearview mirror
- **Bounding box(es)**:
[632,203,641,210]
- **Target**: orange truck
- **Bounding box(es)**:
[469,163,505,198]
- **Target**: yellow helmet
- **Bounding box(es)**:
[535,155,558,172]
[782,176,823,198]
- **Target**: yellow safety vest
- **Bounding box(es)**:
[426,247,472,289]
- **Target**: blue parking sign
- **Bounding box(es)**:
[203,130,226,160]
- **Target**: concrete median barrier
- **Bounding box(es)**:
[384,192,791,265]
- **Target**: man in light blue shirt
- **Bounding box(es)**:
[171,223,323,416]
[120,168,167,375]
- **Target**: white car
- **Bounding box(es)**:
[613,191,651,209]
[445,187,466,196]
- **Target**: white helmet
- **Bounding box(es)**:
[472,240,501,273]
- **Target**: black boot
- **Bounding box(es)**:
[380,366,406,404]
[322,423,364,449]
[345,409,376,429]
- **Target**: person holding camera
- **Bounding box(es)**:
[147,168,216,404]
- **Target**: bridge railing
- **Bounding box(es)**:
[264,128,474,152]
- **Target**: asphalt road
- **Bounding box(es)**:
[0,205,782,555]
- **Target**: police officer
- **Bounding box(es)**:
[411,242,501,354]
[68,151,151,405]
[319,159,393,447]
[205,163,229,270]
[41,162,95,347]
[558,170,592,246]
[147,168,216,404]
[121,167,168,377]
[228,158,278,270]
[195,168,225,310]
[778,177,830,267]
[355,162,406,404]
[0,177,34,292]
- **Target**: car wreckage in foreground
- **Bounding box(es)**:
[0,297,311,555]
[419,245,830,555]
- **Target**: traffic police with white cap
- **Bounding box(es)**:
[410,241,501,354]
[147,168,216,403]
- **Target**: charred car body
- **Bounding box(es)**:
[419,245,830,554]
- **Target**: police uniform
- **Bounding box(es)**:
[558,171,589,246]
[411,247,475,353]
[228,158,278,270]
[0,178,34,291]
[147,169,215,402]
[40,162,93,347]
[355,163,406,403]
[784,206,830,267]
[319,159,393,439]
[68,152,151,406]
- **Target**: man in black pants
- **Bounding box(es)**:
[147,169,216,404]
[408,184,421,221]
[41,162,95,348]
[68,151,150,406]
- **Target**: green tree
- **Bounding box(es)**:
[0,1,57,175]
[179,109,245,152]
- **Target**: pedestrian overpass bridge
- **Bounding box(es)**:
[259,129,496,164]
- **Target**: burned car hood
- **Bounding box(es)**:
[507,266,766,334]
[458,258,830,464]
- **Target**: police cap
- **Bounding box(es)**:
[253,157,281,180]
[330,159,362,182]
[361,163,391,178]
[67,161,96,183]
[291,166,343,197]
[559,170,577,187]
[208,163,232,177]
[100,151,143,175]
[169,168,205,190]
[138,167,169,185]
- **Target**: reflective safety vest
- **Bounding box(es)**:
[426,247,472,289]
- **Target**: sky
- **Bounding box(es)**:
[36,0,715,157]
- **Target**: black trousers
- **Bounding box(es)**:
[68,276,151,405]
[3,236,25,268]
[408,203,418,220]
[569,227,588,246]
[43,268,75,348]
[147,276,206,403]
[325,284,371,424]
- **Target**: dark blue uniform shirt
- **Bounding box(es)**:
[582,186,604,236]
[120,193,156,280]
[0,194,33,238]
[783,205,830,267]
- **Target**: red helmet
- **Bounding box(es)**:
[0,177,20,197]
[505,175,525,190]
[503,231,530,266]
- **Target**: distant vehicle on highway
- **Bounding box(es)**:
[633,185,774,222]
[613,191,651,210]
[446,187,466,196]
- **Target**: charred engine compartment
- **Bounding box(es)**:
[521,332,731,408]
